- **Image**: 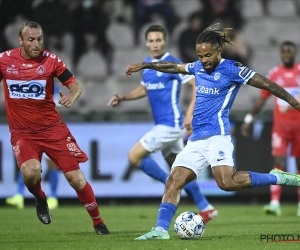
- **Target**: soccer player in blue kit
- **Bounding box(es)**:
[107,25,217,223]
[126,24,300,240]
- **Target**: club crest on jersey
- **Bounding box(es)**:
[6,65,18,75]
[36,65,46,75]
[214,72,221,80]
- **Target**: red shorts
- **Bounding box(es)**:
[271,126,300,157]
[11,122,88,173]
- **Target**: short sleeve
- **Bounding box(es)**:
[185,62,196,75]
[54,56,76,86]
[231,61,256,85]
[175,73,194,84]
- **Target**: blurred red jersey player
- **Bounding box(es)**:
[241,41,300,216]
[0,21,109,235]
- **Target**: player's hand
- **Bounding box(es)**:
[107,93,122,107]
[58,90,74,108]
[126,63,143,77]
[182,113,193,130]
[240,122,251,137]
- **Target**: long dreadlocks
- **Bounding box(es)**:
[196,23,235,49]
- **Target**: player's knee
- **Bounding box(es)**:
[216,179,235,191]
[128,151,141,167]
[21,163,41,180]
[65,170,86,190]
[166,171,185,190]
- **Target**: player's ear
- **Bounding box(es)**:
[18,37,23,47]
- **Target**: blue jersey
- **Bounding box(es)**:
[142,52,194,128]
[185,59,255,140]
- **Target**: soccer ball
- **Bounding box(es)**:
[174,211,205,239]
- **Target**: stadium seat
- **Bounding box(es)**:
[268,0,297,17]
[241,0,263,18]
[75,50,107,79]
[107,21,134,48]
[172,0,201,19]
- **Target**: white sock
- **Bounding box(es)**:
[201,204,214,212]
[270,200,280,206]
[155,227,168,233]
[274,174,281,184]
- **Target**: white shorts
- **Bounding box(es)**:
[140,125,185,158]
[172,135,234,178]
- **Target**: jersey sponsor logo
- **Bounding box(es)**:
[36,65,46,75]
[6,65,18,75]
[214,72,221,80]
[6,79,46,100]
[144,82,165,90]
[196,85,220,95]
[22,63,33,68]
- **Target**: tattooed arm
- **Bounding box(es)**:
[247,73,300,111]
[126,61,190,77]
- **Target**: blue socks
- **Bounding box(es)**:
[156,202,177,230]
[139,158,209,211]
[17,171,25,195]
[184,182,209,211]
[48,169,59,197]
[248,171,277,188]
[139,157,168,183]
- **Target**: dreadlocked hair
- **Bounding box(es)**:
[196,23,235,49]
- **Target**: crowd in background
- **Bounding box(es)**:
[0,0,299,116]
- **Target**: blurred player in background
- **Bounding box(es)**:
[126,24,300,240]
[107,25,217,223]
[6,84,62,210]
[241,41,300,216]
[0,21,109,235]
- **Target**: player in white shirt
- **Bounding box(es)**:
[108,25,217,223]
[126,24,300,240]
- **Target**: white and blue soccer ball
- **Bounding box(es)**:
[174,211,205,239]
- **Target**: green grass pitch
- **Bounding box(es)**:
[1,203,300,250]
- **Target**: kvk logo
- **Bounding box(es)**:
[36,65,46,75]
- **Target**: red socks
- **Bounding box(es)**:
[76,182,104,226]
[25,178,46,199]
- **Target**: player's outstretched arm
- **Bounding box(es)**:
[247,73,300,111]
[107,85,147,107]
[59,81,82,108]
[126,61,189,77]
